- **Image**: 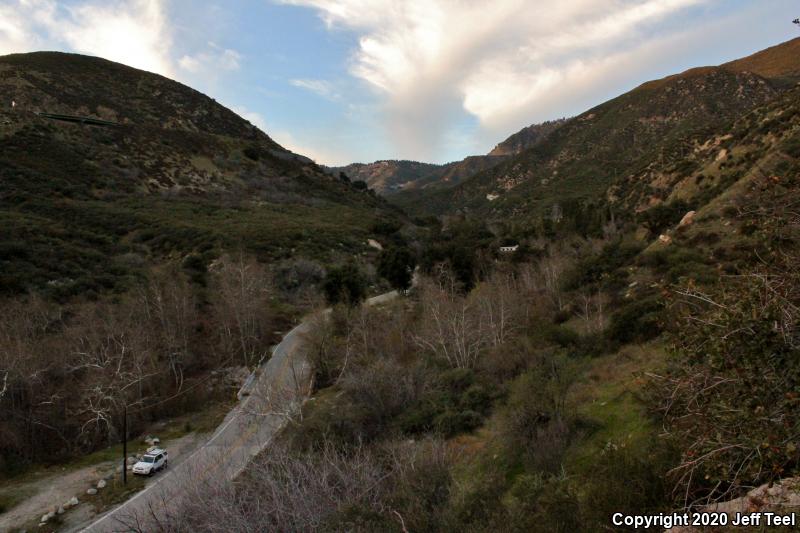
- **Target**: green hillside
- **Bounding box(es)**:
[0,52,402,298]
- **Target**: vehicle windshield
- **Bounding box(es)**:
[142,456,156,463]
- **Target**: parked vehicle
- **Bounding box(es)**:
[132,448,169,476]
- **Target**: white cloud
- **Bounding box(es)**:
[0,0,174,75]
[289,78,339,100]
[278,0,712,159]
[179,43,241,74]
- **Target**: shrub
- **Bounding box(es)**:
[653,266,800,505]
[323,263,367,305]
[581,440,676,528]
[638,200,692,235]
[504,474,582,533]
[378,246,416,291]
[500,364,573,472]
[606,297,664,345]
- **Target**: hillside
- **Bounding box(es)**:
[397,38,800,220]
[0,52,402,297]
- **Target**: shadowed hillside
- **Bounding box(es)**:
[0,52,403,297]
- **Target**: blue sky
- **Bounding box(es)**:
[1,0,798,165]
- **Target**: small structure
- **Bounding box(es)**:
[10,100,15,110]
[486,193,499,201]
[499,244,519,253]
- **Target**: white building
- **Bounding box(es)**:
[499,244,519,253]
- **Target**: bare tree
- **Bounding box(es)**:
[212,253,273,368]
[413,272,487,369]
[575,290,609,334]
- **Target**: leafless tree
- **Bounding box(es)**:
[212,253,273,368]
[413,273,487,369]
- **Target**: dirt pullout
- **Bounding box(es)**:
[0,432,206,533]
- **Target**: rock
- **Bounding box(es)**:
[41,513,50,523]
[69,496,79,506]
[97,479,107,489]
[57,506,65,515]
[659,234,672,245]
[87,488,98,495]
[126,456,136,465]
[767,485,783,497]
[678,210,696,228]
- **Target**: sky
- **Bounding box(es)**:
[1,1,798,165]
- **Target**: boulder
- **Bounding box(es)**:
[40,513,50,523]
[658,234,672,245]
[57,506,65,515]
[87,488,98,495]
[97,479,107,489]
[69,496,79,506]
[678,210,696,228]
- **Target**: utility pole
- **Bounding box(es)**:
[122,404,128,485]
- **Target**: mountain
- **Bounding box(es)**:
[0,52,401,297]
[487,119,567,156]
[329,160,447,194]
[330,119,565,195]
[397,38,800,219]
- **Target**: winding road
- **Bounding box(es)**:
[79,290,401,532]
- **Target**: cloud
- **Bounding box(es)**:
[278,0,711,159]
[179,43,241,74]
[0,0,174,75]
[289,78,339,100]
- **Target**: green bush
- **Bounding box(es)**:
[638,200,692,235]
[504,474,582,533]
[566,240,644,289]
[580,440,676,529]
[606,297,664,345]
[323,263,367,305]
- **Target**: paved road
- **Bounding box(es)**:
[80,291,400,532]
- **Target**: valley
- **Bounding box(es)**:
[1,28,800,533]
